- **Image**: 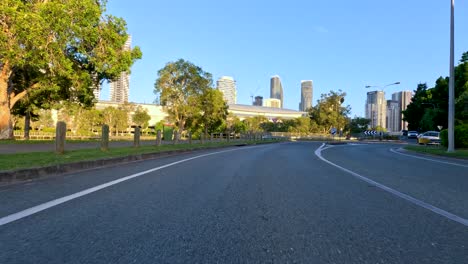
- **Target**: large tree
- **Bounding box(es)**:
[132,106,151,129]
[308,90,350,134]
[154,59,212,134]
[0,0,142,139]
[192,88,228,136]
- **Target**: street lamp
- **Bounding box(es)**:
[365,82,401,130]
[448,0,455,152]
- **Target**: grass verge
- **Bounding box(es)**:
[0,140,277,171]
[404,145,468,159]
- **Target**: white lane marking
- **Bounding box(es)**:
[315,143,468,227]
[390,148,468,168]
[0,146,257,227]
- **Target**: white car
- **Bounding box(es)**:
[417,131,441,145]
[407,131,419,138]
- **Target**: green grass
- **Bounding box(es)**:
[0,138,162,144]
[404,145,468,159]
[0,140,277,171]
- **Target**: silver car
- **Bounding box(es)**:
[407,131,418,138]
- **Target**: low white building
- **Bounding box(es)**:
[228,104,306,121]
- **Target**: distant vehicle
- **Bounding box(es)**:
[401,130,408,136]
[418,131,441,145]
[407,131,418,138]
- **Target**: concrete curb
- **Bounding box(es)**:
[0,141,280,186]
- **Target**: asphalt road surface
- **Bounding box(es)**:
[0,142,467,263]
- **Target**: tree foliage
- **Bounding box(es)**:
[132,106,151,129]
[346,117,371,134]
[194,88,228,134]
[308,90,350,134]
[243,116,269,132]
[403,52,468,132]
[154,59,215,133]
[101,106,129,136]
[0,0,142,139]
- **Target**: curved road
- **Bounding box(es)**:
[0,142,467,263]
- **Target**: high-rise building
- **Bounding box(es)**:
[216,76,237,105]
[299,80,313,111]
[386,100,400,132]
[109,36,132,103]
[253,96,263,106]
[263,98,281,108]
[392,91,413,131]
[365,91,386,129]
[270,75,283,108]
[91,73,101,101]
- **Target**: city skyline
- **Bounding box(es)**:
[99,0,468,116]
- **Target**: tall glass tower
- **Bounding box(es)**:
[216,76,237,105]
[299,80,313,111]
[270,75,283,108]
[109,35,132,103]
[365,91,386,129]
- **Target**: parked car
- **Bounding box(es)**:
[407,131,419,138]
[417,131,441,145]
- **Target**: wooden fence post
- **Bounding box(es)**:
[101,124,109,151]
[133,127,140,148]
[55,121,66,154]
[156,130,162,146]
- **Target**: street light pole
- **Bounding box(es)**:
[448,0,455,152]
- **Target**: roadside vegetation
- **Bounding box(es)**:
[0,140,276,171]
[403,52,468,149]
[404,145,468,159]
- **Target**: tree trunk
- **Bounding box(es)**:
[0,62,13,139]
[24,111,31,140]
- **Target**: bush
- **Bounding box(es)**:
[440,129,448,147]
[440,124,468,148]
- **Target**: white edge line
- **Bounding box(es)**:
[0,146,257,227]
[390,148,468,168]
[315,143,468,227]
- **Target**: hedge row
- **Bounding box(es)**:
[440,124,468,148]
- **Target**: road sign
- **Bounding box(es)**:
[364,130,377,136]
[331,127,337,135]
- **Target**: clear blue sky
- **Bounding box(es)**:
[100,0,468,117]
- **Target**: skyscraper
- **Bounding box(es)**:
[253,96,263,106]
[392,91,413,131]
[216,76,237,105]
[270,75,283,108]
[365,91,386,129]
[386,100,400,132]
[299,80,313,111]
[109,36,132,103]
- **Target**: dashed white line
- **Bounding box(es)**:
[390,148,468,168]
[315,143,468,227]
[0,146,257,227]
